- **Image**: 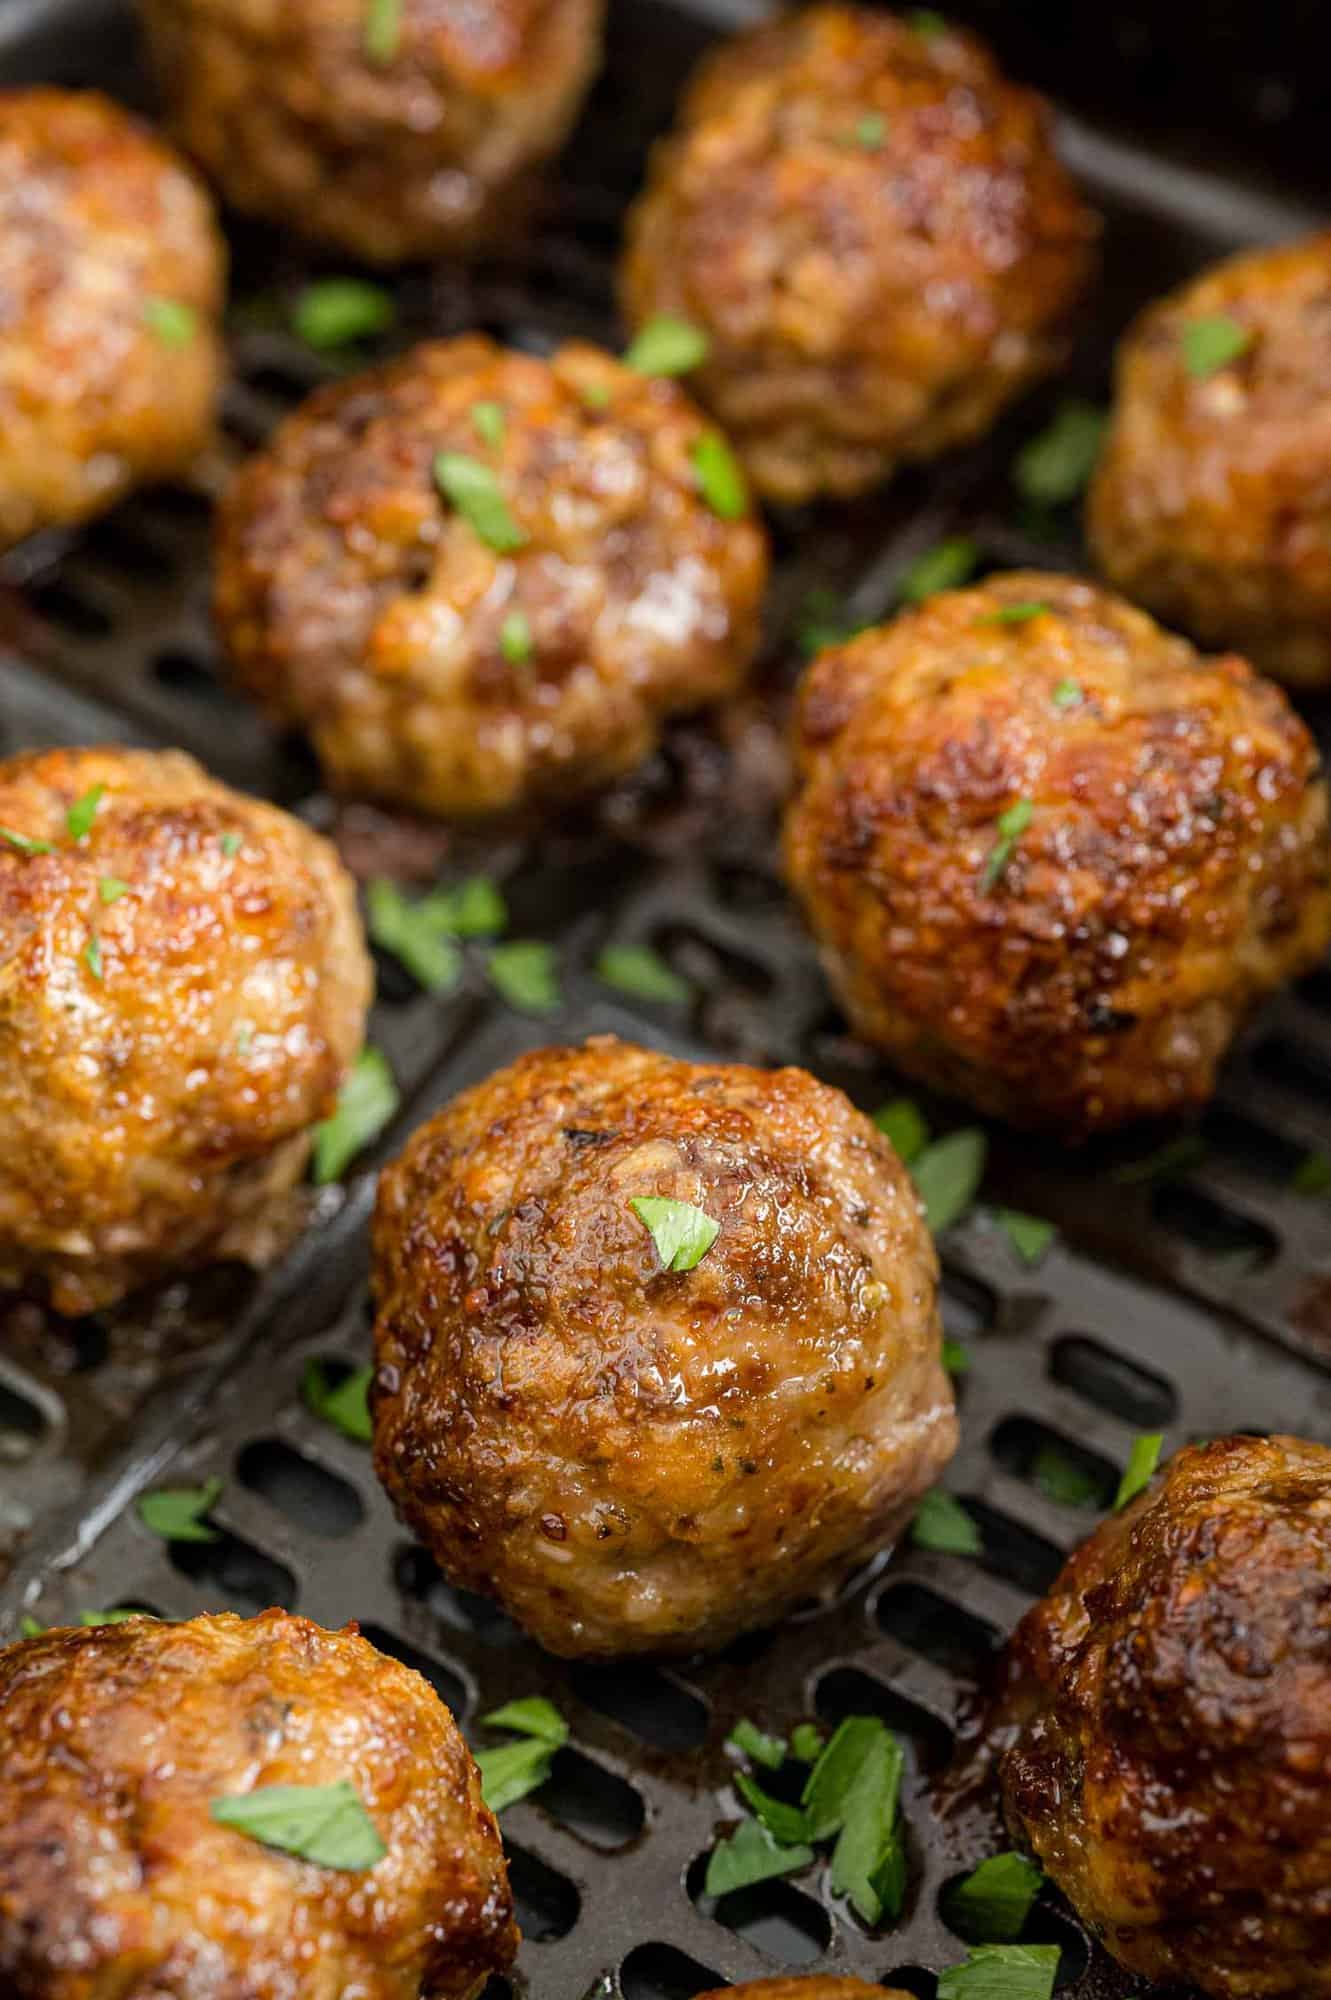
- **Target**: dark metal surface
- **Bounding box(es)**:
[2,4,1331,1995]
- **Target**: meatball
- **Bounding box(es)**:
[371,1036,955,1659]
[998,1436,1331,1997]
[619,4,1097,505]
[0,1608,516,1999]
[215,336,769,819]
[1089,231,1331,689]
[0,746,371,1316]
[783,571,1331,1136]
[0,88,225,550]
[138,0,604,264]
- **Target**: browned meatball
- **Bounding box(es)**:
[620,4,1097,505]
[215,336,769,819]
[0,88,225,550]
[998,1436,1331,1998]
[0,747,371,1316]
[0,1608,516,2000]
[783,571,1331,1136]
[1089,231,1331,689]
[138,0,604,263]
[371,1036,955,1659]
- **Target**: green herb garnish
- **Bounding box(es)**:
[847,112,887,149]
[983,601,1048,627]
[210,1781,386,1869]
[1033,1443,1104,1510]
[705,1816,814,1897]
[476,1699,569,1812]
[311,1047,400,1184]
[980,798,1033,893]
[912,1128,988,1235]
[1293,1150,1331,1194]
[434,453,526,553]
[83,933,103,981]
[1111,1134,1206,1185]
[942,1337,971,1375]
[899,536,978,604]
[945,1852,1045,1944]
[729,1719,787,1771]
[1183,314,1251,379]
[937,1943,1060,2000]
[302,1359,373,1444]
[1014,400,1106,506]
[829,1724,906,1924]
[996,1210,1056,1267]
[367,878,464,994]
[471,400,506,448]
[873,1097,930,1165]
[791,1723,825,1763]
[137,1474,222,1543]
[66,785,104,839]
[595,943,690,1006]
[488,939,561,1015]
[623,315,709,378]
[293,279,395,350]
[1051,678,1083,709]
[1115,1432,1163,1510]
[692,432,748,519]
[912,1489,983,1556]
[499,609,532,666]
[909,8,948,33]
[220,831,242,857]
[98,876,129,904]
[795,587,867,658]
[363,0,401,64]
[0,827,52,856]
[423,875,507,937]
[143,299,197,346]
[630,1195,719,1273]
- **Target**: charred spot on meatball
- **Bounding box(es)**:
[370,1035,956,1659]
[0,87,225,550]
[620,4,1098,505]
[138,0,605,263]
[0,747,371,1316]
[214,335,769,820]
[998,1435,1331,1998]
[0,1608,516,2000]
[1090,229,1331,689]
[783,571,1331,1136]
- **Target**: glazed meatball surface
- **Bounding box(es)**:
[0,747,371,1315]
[1090,231,1331,688]
[0,1609,516,2000]
[998,1436,1331,1998]
[784,571,1331,1135]
[371,1036,955,1658]
[215,336,768,819]
[620,4,1097,504]
[0,88,225,550]
[139,0,604,262]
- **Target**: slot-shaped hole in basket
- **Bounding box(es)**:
[1149,1184,1278,1275]
[358,1621,467,1718]
[170,1530,296,1614]
[876,1581,1000,1679]
[814,1666,952,1770]
[505,1843,580,1942]
[1251,1033,1331,1107]
[570,1660,709,1752]
[393,1544,525,1650]
[989,1415,1118,1513]
[619,1943,725,2000]
[1048,1335,1178,1428]
[0,1375,48,1453]
[28,577,115,638]
[689,1849,830,1965]
[152,648,229,701]
[540,1747,645,1850]
[236,1438,364,1539]
[960,1497,1066,1595]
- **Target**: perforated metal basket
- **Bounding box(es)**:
[2,4,1331,1994]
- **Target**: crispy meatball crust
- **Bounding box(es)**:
[620,4,1097,505]
[1089,231,1331,690]
[0,88,225,550]
[215,336,769,819]
[0,747,371,1316]
[139,0,604,263]
[371,1036,955,1659]
[783,571,1331,1136]
[0,1609,517,2000]
[998,1437,1331,1998]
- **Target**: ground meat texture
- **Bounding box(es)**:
[0,747,371,1316]
[1089,230,1331,689]
[214,336,769,819]
[998,1436,1331,1998]
[371,1036,955,1659]
[0,1609,516,2000]
[138,0,604,263]
[783,571,1331,1136]
[619,4,1097,506]
[0,88,225,550]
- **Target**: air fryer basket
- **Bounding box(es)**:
[2,3,1331,1994]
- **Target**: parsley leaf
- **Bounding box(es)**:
[794,587,867,658]
[420,875,507,938]
[1033,1442,1105,1510]
[982,601,1048,626]
[488,939,561,1015]
[1183,314,1251,379]
[728,1718,787,1770]
[595,943,690,1006]
[937,1943,1060,2000]
[945,1852,1045,1944]
[909,8,948,32]
[471,400,506,448]
[996,1210,1056,1267]
[0,827,52,856]
[980,798,1033,893]
[706,1816,813,1897]
[692,432,748,518]
[66,785,104,839]
[630,1195,719,1273]
[434,453,526,552]
[220,831,242,857]
[899,536,978,604]
[1014,400,1106,506]
[1293,1150,1331,1195]
[475,1699,569,1812]
[293,279,395,349]
[137,1474,223,1543]
[83,933,104,981]
[801,1716,884,1840]
[482,1698,568,1746]
[367,878,464,994]
[210,1780,386,1869]
[98,876,129,904]
[1051,678,1083,709]
[363,0,400,63]
[847,112,888,149]
[829,1725,906,1924]
[912,1128,988,1235]
[143,298,197,346]
[912,1489,983,1556]
[873,1097,930,1165]
[735,1770,814,1846]
[1110,1134,1206,1185]
[790,1723,825,1764]
[1115,1432,1163,1510]
[623,315,709,377]
[942,1337,971,1375]
[311,1047,400,1184]
[500,609,532,665]
[302,1359,373,1444]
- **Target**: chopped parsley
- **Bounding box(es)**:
[937,1944,1060,2000]
[898,536,978,604]
[623,315,709,378]
[363,0,401,64]
[367,878,464,994]
[500,608,532,665]
[706,1816,813,1896]
[912,1489,983,1556]
[476,1698,569,1812]
[65,785,104,839]
[912,1128,988,1235]
[1051,678,1083,709]
[210,1781,385,1869]
[873,1097,930,1165]
[143,298,197,345]
[434,453,526,553]
[302,1359,373,1444]
[293,279,395,350]
[0,827,52,856]
[847,112,888,149]
[83,933,104,981]
[1033,1442,1105,1510]
[630,1195,719,1273]
[1014,400,1106,506]
[98,876,129,904]
[982,601,1048,627]
[220,831,242,857]
[942,1337,971,1375]
[1115,1432,1164,1510]
[1183,313,1251,380]
[311,1047,400,1184]
[995,1210,1056,1267]
[595,943,690,1006]
[471,399,506,448]
[728,1719,787,1771]
[945,1852,1045,1944]
[691,432,748,519]
[488,939,561,1015]
[137,1475,223,1543]
[980,798,1033,893]
[790,1723,825,1763]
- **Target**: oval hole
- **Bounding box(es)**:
[620,1943,725,2000]
[236,1438,364,1539]
[689,1850,829,1965]
[876,1581,999,1679]
[505,1843,580,1942]
[814,1666,952,1771]
[0,1376,47,1456]
[29,578,114,638]
[1202,1105,1304,1186]
[170,1531,296,1614]
[393,1544,524,1649]
[152,649,228,701]
[941,1273,996,1340]
[1150,1184,1277,1275]
[881,1970,936,1999]
[541,1747,644,1851]
[1252,1033,1331,1107]
[358,1621,467,1719]
[957,1497,1065,1596]
[1048,1335,1178,1428]
[989,1415,1117,1512]
[570,1661,708,1752]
